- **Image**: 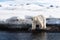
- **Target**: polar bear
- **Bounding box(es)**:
[32,15,46,30]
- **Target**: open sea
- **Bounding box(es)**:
[0,31,60,40]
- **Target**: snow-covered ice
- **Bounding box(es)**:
[0,1,60,21]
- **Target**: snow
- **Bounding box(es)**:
[0,2,60,21]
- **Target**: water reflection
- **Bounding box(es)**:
[0,31,60,40]
[32,32,47,40]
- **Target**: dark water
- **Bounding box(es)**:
[0,31,60,40]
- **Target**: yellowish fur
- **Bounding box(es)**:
[32,15,46,30]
